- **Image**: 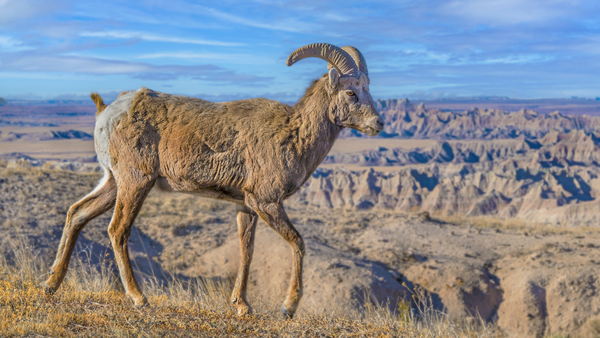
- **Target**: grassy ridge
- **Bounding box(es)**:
[0,239,501,337]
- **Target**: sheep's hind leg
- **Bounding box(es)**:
[46,171,117,294]
[248,196,304,319]
[231,205,258,316]
[108,173,155,307]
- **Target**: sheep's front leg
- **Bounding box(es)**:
[247,195,304,319]
[230,205,258,316]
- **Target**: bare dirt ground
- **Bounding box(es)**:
[329,138,436,154]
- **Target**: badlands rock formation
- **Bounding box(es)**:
[0,129,93,142]
[316,125,600,226]
[340,98,600,139]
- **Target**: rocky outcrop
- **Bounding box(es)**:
[340,99,600,139]
[495,243,600,338]
[328,130,600,167]
[324,139,530,166]
[296,130,600,226]
[196,227,408,311]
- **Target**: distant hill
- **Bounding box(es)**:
[341,98,600,139]
[2,99,96,106]
[0,129,93,142]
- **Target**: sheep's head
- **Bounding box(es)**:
[287,43,383,137]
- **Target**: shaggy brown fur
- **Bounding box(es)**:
[46,71,382,318]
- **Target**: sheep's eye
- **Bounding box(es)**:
[347,91,355,96]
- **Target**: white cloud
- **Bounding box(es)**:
[441,0,582,26]
[0,0,68,25]
[193,5,312,33]
[479,55,554,64]
[6,55,149,74]
[135,52,272,65]
[0,35,33,52]
[1,53,273,84]
[79,31,246,47]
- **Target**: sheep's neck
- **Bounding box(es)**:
[292,81,341,175]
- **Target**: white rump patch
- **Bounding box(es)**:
[94,89,141,170]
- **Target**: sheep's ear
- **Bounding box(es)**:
[328,68,340,88]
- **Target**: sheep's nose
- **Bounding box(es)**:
[366,117,384,132]
[375,118,384,130]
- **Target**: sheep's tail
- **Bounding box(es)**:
[91,92,107,115]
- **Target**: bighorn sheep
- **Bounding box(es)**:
[45,43,383,318]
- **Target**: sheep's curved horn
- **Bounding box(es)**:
[342,46,368,77]
[328,46,368,77]
[287,43,359,78]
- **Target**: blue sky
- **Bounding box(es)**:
[0,0,599,102]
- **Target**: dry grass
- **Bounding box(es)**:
[0,238,502,337]
[0,160,503,336]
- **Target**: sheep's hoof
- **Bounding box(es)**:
[132,295,149,308]
[44,280,57,296]
[232,297,253,316]
[281,305,294,319]
[236,304,252,317]
[44,285,56,296]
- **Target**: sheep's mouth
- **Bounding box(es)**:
[364,126,382,136]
